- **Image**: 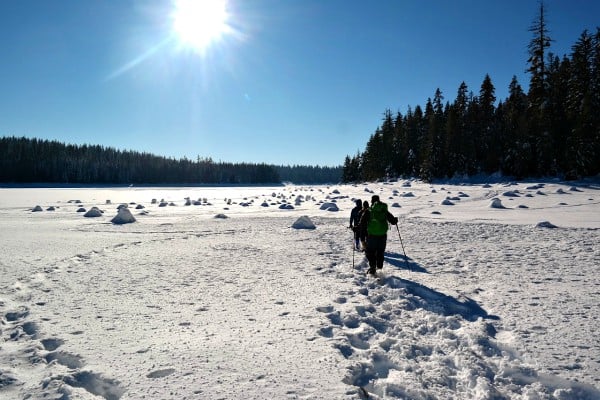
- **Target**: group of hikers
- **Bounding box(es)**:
[349,195,398,276]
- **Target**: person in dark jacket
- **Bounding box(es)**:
[359,195,398,275]
[357,200,369,251]
[349,199,362,250]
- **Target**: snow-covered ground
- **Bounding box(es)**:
[1,180,599,399]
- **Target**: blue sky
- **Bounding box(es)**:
[1,1,598,166]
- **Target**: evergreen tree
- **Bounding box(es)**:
[380,109,396,177]
[404,106,425,177]
[471,74,498,173]
[527,1,552,112]
[361,128,386,181]
[390,111,406,177]
[593,28,600,174]
[502,76,530,178]
[566,30,595,178]
[526,1,553,175]
[447,82,471,176]
[420,89,445,180]
[546,54,571,174]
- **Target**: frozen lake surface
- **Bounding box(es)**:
[1,180,599,399]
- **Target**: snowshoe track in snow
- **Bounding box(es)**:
[315,217,600,399]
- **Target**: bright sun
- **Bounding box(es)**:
[172,0,231,53]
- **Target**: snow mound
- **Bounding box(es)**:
[76,207,86,213]
[32,205,43,212]
[319,202,339,212]
[489,198,505,209]
[391,203,401,208]
[536,221,558,229]
[440,198,454,206]
[401,192,415,197]
[502,190,520,197]
[279,204,294,210]
[527,184,545,190]
[111,208,136,224]
[84,207,103,218]
[214,213,228,219]
[292,216,316,229]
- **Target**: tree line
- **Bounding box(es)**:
[343,4,600,182]
[0,136,341,185]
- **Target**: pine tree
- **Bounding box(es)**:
[420,89,446,180]
[566,30,595,178]
[404,106,425,177]
[380,109,395,177]
[527,1,552,112]
[449,82,471,176]
[361,128,386,181]
[526,1,553,175]
[503,76,530,178]
[391,111,406,177]
[591,28,600,175]
[546,54,571,174]
[478,74,498,173]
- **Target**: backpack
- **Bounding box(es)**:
[367,202,389,236]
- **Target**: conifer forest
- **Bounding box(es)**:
[342,5,600,182]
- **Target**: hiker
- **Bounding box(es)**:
[349,199,362,250]
[359,195,398,275]
[358,200,369,251]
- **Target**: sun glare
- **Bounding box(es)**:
[172,0,231,53]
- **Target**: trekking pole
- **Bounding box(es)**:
[395,224,409,269]
[351,228,355,270]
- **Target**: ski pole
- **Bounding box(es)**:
[351,228,355,270]
[395,224,409,270]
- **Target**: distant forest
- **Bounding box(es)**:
[343,4,600,182]
[0,136,341,185]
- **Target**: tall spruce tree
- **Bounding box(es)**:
[527,1,553,175]
[593,28,600,174]
[478,74,498,173]
[546,54,571,174]
[566,30,595,177]
[449,82,471,176]
[391,111,407,176]
[503,76,530,178]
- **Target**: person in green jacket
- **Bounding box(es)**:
[358,195,398,275]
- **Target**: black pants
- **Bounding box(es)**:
[365,235,387,272]
[353,229,360,247]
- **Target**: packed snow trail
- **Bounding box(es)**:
[318,218,600,399]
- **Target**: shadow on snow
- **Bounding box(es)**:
[382,275,499,322]
[384,251,428,273]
